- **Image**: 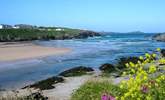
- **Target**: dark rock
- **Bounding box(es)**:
[116,57,141,69]
[153,33,165,41]
[26,92,48,100]
[59,66,94,77]
[161,49,165,57]
[99,63,116,72]
[23,76,64,90]
[75,30,101,39]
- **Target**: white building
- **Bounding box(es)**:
[0,24,12,29]
[13,26,20,29]
[0,25,2,29]
[55,28,64,31]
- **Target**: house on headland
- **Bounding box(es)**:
[55,28,64,31]
[0,25,2,29]
[0,24,13,29]
[14,24,37,29]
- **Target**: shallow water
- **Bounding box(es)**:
[0,33,165,90]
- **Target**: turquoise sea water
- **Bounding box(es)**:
[0,33,165,90]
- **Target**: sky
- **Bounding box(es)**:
[0,0,165,32]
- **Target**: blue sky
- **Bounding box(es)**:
[0,0,165,32]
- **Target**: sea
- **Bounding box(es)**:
[0,33,165,90]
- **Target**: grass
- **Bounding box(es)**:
[71,79,125,100]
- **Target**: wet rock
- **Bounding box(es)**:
[23,76,64,90]
[26,92,48,100]
[116,57,141,69]
[75,31,101,39]
[99,63,116,73]
[59,66,94,77]
[161,49,165,57]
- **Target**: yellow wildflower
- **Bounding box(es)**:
[149,65,156,73]
[157,48,161,52]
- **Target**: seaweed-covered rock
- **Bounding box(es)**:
[26,92,48,100]
[161,49,165,57]
[99,63,116,73]
[116,57,140,69]
[23,76,64,90]
[59,66,94,77]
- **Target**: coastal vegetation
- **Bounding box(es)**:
[71,48,165,100]
[71,79,125,100]
[0,28,100,42]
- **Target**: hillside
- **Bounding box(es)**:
[0,28,100,42]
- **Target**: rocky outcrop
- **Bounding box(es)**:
[75,30,101,39]
[161,49,165,57]
[23,76,64,90]
[59,66,94,77]
[116,57,141,69]
[26,92,48,100]
[99,63,116,72]
[153,33,165,41]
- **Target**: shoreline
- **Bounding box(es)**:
[0,42,71,62]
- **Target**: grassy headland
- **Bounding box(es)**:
[0,27,100,42]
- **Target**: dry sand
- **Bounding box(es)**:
[43,75,92,100]
[0,75,93,100]
[0,42,71,62]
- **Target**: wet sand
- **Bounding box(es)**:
[0,42,71,62]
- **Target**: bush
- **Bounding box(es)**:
[119,48,165,100]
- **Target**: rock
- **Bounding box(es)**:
[59,66,94,77]
[116,57,141,69]
[161,49,165,57]
[26,92,48,100]
[23,76,64,90]
[75,30,101,39]
[99,63,116,72]
[153,33,165,41]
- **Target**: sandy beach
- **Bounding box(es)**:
[0,42,71,62]
[0,71,123,100]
